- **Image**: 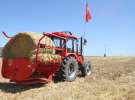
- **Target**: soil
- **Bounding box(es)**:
[0,57,135,100]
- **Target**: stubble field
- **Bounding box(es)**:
[0,57,135,100]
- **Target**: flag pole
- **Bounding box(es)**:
[83,0,87,38]
[82,0,91,55]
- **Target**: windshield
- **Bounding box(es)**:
[52,37,65,48]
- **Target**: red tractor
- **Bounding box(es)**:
[2,31,92,85]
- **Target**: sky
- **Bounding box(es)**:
[0,0,135,56]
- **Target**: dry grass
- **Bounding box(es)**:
[0,57,135,100]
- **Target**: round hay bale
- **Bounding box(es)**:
[2,32,55,58]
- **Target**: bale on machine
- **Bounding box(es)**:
[1,31,92,85]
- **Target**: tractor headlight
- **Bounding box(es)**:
[27,65,32,68]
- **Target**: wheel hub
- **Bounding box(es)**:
[86,65,91,75]
[68,63,74,75]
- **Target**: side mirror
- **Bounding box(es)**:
[84,38,87,45]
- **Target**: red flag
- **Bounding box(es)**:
[86,2,91,22]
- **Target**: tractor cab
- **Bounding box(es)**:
[45,31,86,58]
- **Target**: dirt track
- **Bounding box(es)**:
[0,57,135,100]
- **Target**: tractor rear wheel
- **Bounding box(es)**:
[61,56,78,81]
[81,61,92,76]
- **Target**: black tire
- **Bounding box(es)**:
[61,56,78,81]
[81,61,92,77]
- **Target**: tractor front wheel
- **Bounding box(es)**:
[61,56,78,81]
[81,61,92,77]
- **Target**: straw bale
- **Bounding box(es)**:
[2,32,55,58]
